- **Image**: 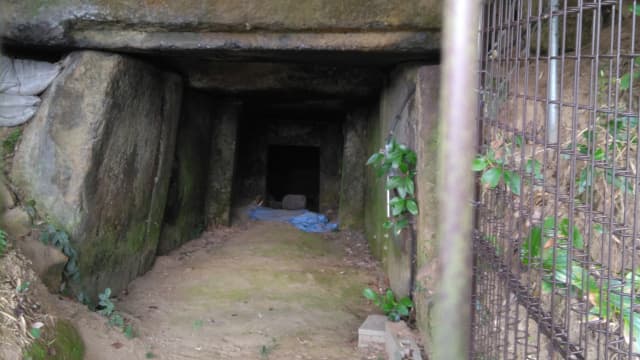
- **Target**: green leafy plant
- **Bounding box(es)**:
[2,128,22,155]
[567,117,637,196]
[472,149,522,195]
[363,287,413,322]
[520,218,640,352]
[97,288,136,339]
[40,224,80,282]
[367,138,418,235]
[0,229,7,256]
[97,288,115,316]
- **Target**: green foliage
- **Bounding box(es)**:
[23,320,85,360]
[567,117,637,196]
[0,229,7,256]
[146,352,156,359]
[2,128,22,155]
[97,288,137,339]
[367,138,419,235]
[472,149,522,195]
[40,224,80,282]
[521,219,640,352]
[362,287,413,322]
[97,288,115,316]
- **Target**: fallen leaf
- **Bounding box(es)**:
[111,342,124,349]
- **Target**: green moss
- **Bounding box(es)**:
[23,320,85,360]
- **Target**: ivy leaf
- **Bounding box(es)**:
[620,71,640,91]
[503,170,521,195]
[405,179,415,196]
[398,297,413,308]
[394,218,409,235]
[631,4,640,15]
[406,200,419,215]
[390,151,404,169]
[404,151,417,166]
[525,160,543,180]
[386,176,403,190]
[363,288,378,301]
[390,197,406,216]
[514,135,523,147]
[472,157,488,171]
[481,167,502,188]
[382,220,393,230]
[367,152,384,165]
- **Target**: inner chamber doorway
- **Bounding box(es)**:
[266,145,320,211]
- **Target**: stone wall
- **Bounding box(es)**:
[158,90,214,255]
[205,102,241,227]
[363,65,440,344]
[339,109,368,230]
[11,51,182,301]
[0,0,442,54]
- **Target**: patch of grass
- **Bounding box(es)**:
[0,229,7,256]
[23,320,85,360]
[2,128,22,155]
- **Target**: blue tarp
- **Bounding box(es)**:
[249,206,339,233]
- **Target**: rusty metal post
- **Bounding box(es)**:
[433,0,479,359]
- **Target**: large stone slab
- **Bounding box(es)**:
[11,51,182,301]
[158,90,214,255]
[0,1,441,54]
[205,101,240,227]
[339,109,367,230]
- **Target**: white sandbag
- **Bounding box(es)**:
[0,56,62,95]
[0,94,41,126]
[0,93,41,107]
[0,56,17,93]
[0,104,38,127]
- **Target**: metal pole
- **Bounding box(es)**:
[547,0,560,144]
[433,0,479,359]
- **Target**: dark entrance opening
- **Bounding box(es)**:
[266,145,320,211]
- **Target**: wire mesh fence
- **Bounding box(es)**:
[473,0,640,359]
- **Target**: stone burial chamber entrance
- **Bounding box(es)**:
[1,6,444,356]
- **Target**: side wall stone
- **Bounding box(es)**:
[339,109,368,230]
[205,102,240,227]
[158,90,214,254]
[364,65,440,332]
[11,51,182,301]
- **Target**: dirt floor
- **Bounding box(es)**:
[48,221,386,360]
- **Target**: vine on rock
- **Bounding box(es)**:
[367,138,418,235]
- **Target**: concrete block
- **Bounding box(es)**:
[358,314,387,348]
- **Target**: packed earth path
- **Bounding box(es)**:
[52,221,386,360]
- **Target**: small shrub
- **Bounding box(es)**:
[363,288,413,322]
